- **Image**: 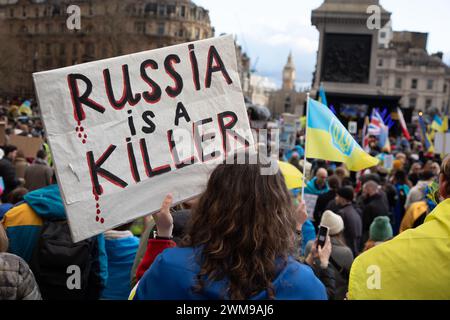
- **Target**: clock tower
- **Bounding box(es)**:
[282,52,296,91]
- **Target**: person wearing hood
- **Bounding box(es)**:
[305,168,330,196]
[133,160,327,300]
[0,224,41,300]
[101,223,139,300]
[24,150,54,192]
[348,155,450,299]
[1,184,108,299]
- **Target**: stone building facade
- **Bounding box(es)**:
[0,0,214,96]
[268,53,306,117]
[376,31,450,115]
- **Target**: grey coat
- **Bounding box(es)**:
[0,253,42,300]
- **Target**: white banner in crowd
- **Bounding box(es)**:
[33,35,254,242]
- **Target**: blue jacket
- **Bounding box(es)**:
[1,184,108,286]
[134,247,327,300]
[101,234,139,300]
[301,220,316,255]
[305,177,330,196]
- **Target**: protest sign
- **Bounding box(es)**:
[348,121,357,135]
[434,132,450,155]
[33,35,254,242]
[9,135,44,158]
[304,193,318,220]
[383,154,394,170]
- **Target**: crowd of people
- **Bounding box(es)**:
[0,97,449,300]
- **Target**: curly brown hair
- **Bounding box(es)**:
[181,161,297,300]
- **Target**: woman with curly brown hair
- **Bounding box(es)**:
[133,161,327,300]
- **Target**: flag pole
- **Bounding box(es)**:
[301,92,310,200]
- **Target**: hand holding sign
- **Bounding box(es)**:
[153,194,174,238]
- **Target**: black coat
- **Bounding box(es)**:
[313,190,338,229]
[357,192,390,244]
[0,158,20,202]
[337,203,362,256]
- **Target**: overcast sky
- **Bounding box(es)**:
[194,0,450,89]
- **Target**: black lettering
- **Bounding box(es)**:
[188,44,201,91]
[205,45,233,88]
[103,64,141,110]
[142,110,156,134]
[139,138,172,177]
[167,129,198,169]
[140,59,162,104]
[217,111,250,157]
[67,74,105,122]
[164,54,183,97]
[87,145,128,196]
[174,102,191,126]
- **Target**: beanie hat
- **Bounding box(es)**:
[369,216,393,242]
[337,186,354,202]
[320,210,344,236]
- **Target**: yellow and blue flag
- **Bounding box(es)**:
[305,98,379,171]
[318,84,328,106]
[431,115,448,133]
[418,115,434,153]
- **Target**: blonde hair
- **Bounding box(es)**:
[0,224,8,252]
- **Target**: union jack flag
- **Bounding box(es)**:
[368,110,384,136]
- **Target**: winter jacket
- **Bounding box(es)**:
[313,190,337,229]
[134,244,327,300]
[24,159,54,192]
[305,238,353,300]
[301,219,316,255]
[0,252,41,300]
[1,184,108,287]
[349,198,450,300]
[101,230,139,300]
[337,203,362,256]
[14,157,28,180]
[358,192,390,244]
[399,201,428,233]
[305,177,330,196]
[0,157,21,202]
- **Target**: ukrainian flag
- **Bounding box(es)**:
[305,98,379,171]
[432,115,448,133]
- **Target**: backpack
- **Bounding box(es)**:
[29,220,102,300]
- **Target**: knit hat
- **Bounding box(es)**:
[320,210,344,236]
[369,216,393,242]
[336,186,354,202]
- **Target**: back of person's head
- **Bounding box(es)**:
[6,187,28,204]
[328,175,341,191]
[2,145,17,157]
[394,170,407,184]
[420,170,435,181]
[320,210,344,236]
[369,216,393,242]
[337,186,354,203]
[36,149,47,160]
[182,160,295,299]
[335,167,348,178]
[16,150,25,159]
[0,224,8,252]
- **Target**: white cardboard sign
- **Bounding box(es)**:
[33,35,254,242]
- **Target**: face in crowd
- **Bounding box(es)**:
[316,168,328,188]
